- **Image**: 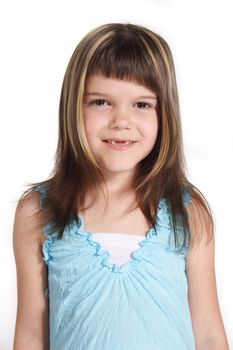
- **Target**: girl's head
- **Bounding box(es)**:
[59,23,181,187]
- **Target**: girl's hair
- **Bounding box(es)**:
[21,23,213,250]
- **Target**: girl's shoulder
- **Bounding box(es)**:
[14,189,46,246]
[184,188,214,248]
[17,190,42,223]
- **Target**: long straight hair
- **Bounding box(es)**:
[21,23,213,250]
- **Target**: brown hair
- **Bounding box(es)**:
[21,23,213,250]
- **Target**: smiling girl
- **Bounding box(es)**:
[13,23,229,350]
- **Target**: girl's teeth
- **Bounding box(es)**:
[107,140,132,145]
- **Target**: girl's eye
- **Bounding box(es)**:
[92,99,109,106]
[136,102,152,109]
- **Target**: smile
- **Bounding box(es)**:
[105,140,134,145]
[103,140,137,150]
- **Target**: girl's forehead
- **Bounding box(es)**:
[84,74,157,96]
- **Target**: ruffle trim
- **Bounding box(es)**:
[76,221,155,273]
[42,232,57,264]
[72,198,170,274]
[32,185,47,209]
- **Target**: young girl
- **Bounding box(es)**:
[13,23,229,350]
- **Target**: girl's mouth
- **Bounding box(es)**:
[103,140,137,150]
[104,140,135,145]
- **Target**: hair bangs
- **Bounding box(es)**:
[86,34,159,94]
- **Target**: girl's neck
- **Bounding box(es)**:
[99,168,138,198]
[83,184,137,215]
[81,169,139,213]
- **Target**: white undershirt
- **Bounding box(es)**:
[92,232,144,267]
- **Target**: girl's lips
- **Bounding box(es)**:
[103,139,136,142]
[103,140,137,150]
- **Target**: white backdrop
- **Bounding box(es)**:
[1,0,232,348]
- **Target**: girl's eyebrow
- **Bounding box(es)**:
[84,92,157,99]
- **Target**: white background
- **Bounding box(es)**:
[1,0,232,348]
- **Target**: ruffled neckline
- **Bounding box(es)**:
[72,198,168,274]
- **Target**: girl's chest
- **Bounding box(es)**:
[79,206,153,237]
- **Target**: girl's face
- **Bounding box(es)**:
[83,74,159,181]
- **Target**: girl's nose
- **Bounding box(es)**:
[108,107,131,129]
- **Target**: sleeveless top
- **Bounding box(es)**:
[33,186,196,350]
[91,233,145,267]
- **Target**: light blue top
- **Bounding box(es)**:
[33,186,196,350]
